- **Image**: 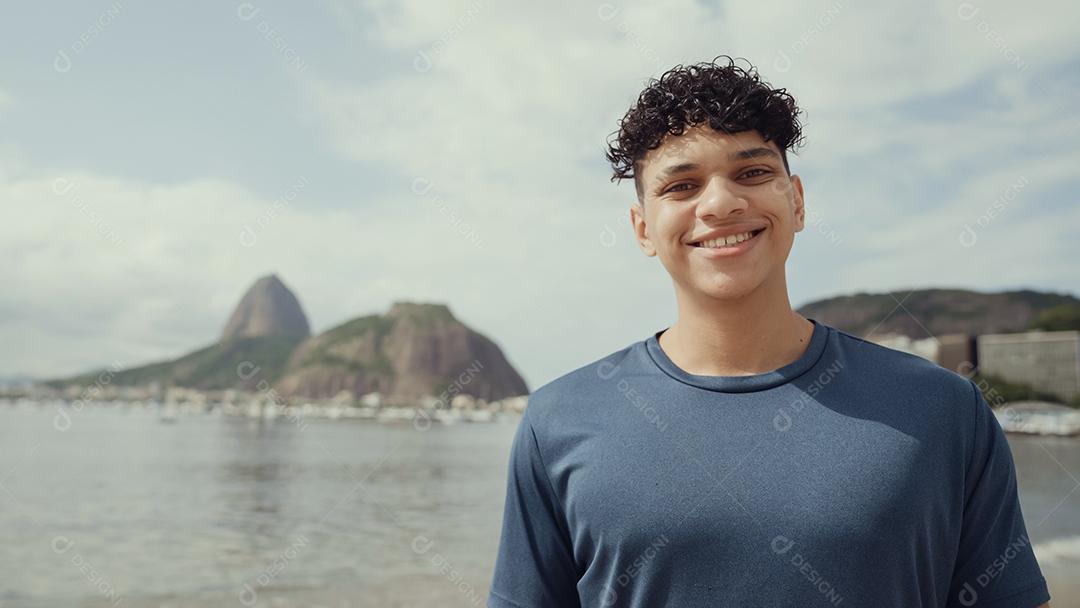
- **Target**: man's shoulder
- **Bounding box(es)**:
[523,339,644,427]
[827,323,976,402]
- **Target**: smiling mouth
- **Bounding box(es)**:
[690,228,766,249]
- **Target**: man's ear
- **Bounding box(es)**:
[630,202,657,256]
[790,174,806,233]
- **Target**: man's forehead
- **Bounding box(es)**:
[639,127,779,178]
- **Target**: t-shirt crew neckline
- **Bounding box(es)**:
[645,318,831,393]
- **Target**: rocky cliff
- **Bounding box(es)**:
[48,286,529,402]
[220,274,311,340]
[275,301,528,401]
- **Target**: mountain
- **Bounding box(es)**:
[220,274,311,340]
[50,335,305,391]
[44,277,528,402]
[797,288,1080,338]
[275,301,529,401]
[45,274,312,390]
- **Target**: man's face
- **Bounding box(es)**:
[630,125,805,302]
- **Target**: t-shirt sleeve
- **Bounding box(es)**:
[945,379,1051,608]
[488,408,581,608]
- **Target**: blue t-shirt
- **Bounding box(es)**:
[488,318,1050,607]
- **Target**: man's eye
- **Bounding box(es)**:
[665,183,694,193]
[741,168,770,179]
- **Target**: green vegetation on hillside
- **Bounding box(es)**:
[1027,303,1080,332]
[798,288,1080,337]
[970,372,1077,408]
[47,335,304,390]
[294,314,395,374]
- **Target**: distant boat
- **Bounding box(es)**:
[377,407,420,423]
[352,407,376,419]
[160,403,179,424]
[433,409,463,425]
[464,410,494,423]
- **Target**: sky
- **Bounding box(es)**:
[2,0,1078,390]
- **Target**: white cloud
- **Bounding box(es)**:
[0,170,524,377]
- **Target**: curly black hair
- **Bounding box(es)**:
[605,55,805,199]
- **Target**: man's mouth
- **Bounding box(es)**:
[690,228,766,249]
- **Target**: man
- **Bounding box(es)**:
[487,56,1051,607]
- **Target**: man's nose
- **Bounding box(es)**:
[696,176,748,218]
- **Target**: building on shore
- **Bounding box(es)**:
[977,329,1080,401]
[866,333,975,374]
[867,329,1080,403]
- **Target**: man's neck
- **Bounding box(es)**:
[659,276,815,377]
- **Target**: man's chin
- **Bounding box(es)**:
[685,273,766,302]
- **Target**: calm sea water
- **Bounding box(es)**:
[0,403,1078,607]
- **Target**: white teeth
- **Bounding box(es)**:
[696,231,757,249]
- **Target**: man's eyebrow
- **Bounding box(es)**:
[729,146,781,162]
[652,162,700,186]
